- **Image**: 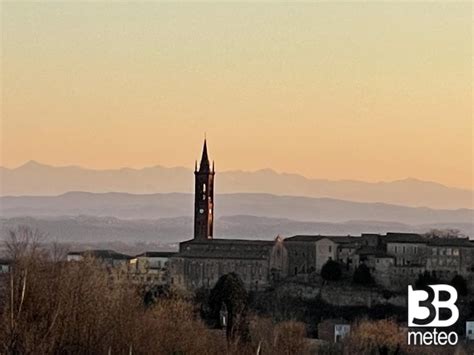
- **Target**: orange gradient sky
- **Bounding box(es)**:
[1,2,472,189]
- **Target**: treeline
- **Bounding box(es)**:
[2,227,473,355]
[0,227,308,354]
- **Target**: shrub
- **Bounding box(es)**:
[346,319,404,355]
[321,260,342,281]
[209,273,249,341]
[414,271,439,290]
[450,274,468,296]
[248,316,309,355]
[274,321,308,354]
[353,264,374,286]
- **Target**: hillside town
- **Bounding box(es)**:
[1,142,473,353]
[58,230,474,295]
[44,142,472,295]
[2,1,472,353]
[38,142,472,349]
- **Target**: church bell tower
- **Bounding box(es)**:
[194,140,214,240]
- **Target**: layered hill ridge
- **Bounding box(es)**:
[0,215,472,244]
[1,161,472,209]
[1,192,472,226]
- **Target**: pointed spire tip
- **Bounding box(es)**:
[198,138,210,172]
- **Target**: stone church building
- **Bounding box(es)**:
[170,141,288,290]
[170,141,474,292]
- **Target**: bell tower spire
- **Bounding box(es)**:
[194,139,215,240]
[199,139,210,172]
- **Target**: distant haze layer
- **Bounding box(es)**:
[1,161,472,209]
[1,192,472,226]
[1,215,472,245]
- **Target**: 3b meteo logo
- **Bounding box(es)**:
[407,285,459,346]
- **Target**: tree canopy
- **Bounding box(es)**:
[450,274,468,296]
[321,260,342,281]
[209,273,249,341]
[353,263,374,286]
[414,271,439,290]
[347,319,404,355]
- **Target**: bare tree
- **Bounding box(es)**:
[424,228,464,239]
[346,319,404,355]
[0,227,310,354]
[4,225,44,261]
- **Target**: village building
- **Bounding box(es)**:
[169,141,474,292]
[283,235,320,276]
[128,251,176,285]
[317,319,351,343]
[466,321,474,341]
[372,253,396,288]
[66,141,473,293]
[0,258,11,274]
[66,249,131,267]
[426,237,474,279]
[385,233,428,267]
[170,237,287,290]
[284,234,384,275]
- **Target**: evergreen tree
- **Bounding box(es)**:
[321,260,342,281]
[353,263,374,285]
[209,273,249,341]
[450,274,468,296]
[414,271,439,290]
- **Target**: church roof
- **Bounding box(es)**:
[284,235,327,242]
[356,246,393,258]
[384,233,427,244]
[284,235,361,244]
[176,250,271,260]
[176,238,275,260]
[134,251,177,258]
[180,238,275,247]
[68,249,132,260]
[426,237,474,247]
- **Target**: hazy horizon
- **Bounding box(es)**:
[1,158,473,191]
[2,161,473,209]
[2,2,472,190]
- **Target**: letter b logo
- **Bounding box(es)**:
[408,285,459,327]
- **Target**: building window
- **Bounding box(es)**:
[329,246,332,252]
[203,184,206,192]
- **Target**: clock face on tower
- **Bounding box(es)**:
[199,208,204,214]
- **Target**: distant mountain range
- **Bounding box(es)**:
[1,215,472,245]
[1,192,472,226]
[1,161,472,209]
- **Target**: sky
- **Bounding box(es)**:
[1,2,472,189]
